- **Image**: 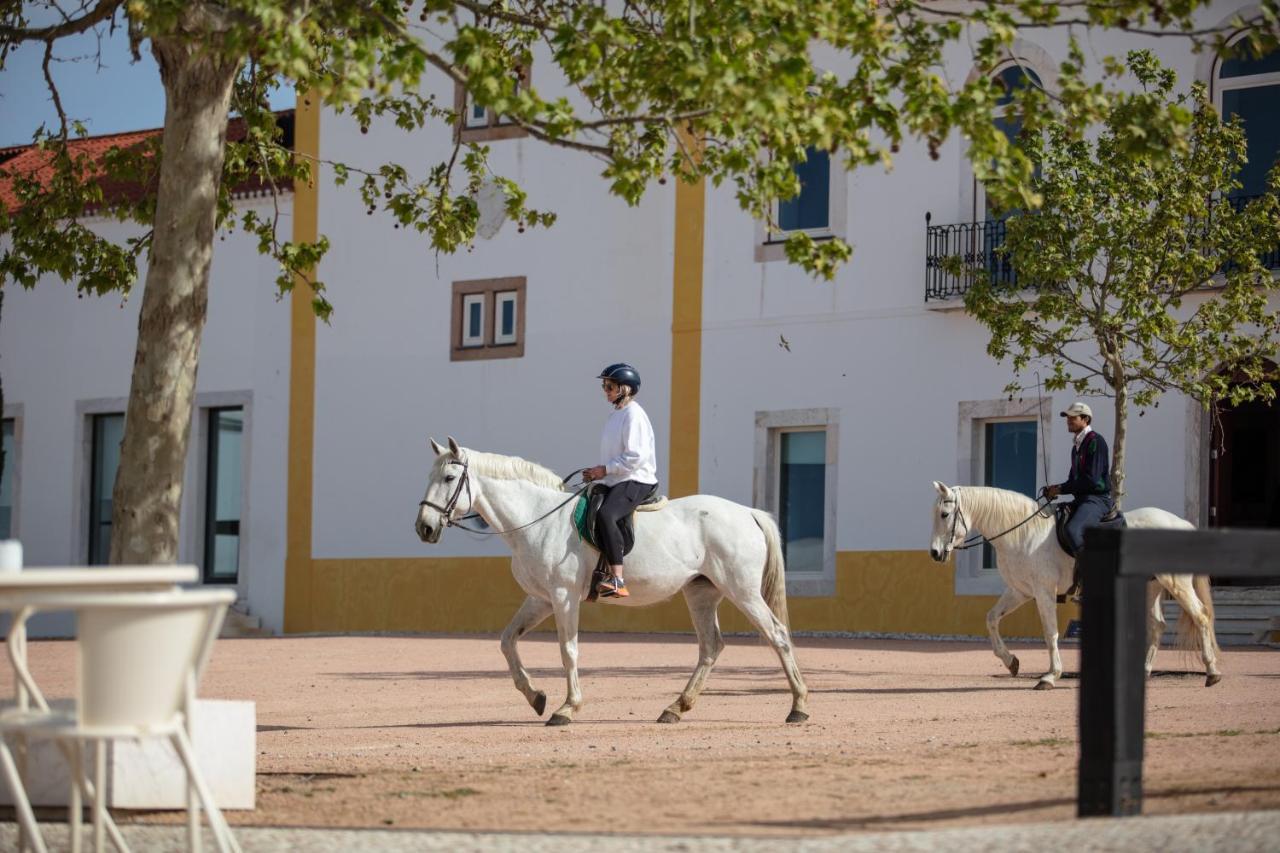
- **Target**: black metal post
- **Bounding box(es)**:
[1077,528,1148,817]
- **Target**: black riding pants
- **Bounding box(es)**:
[596,479,655,566]
[1065,494,1112,555]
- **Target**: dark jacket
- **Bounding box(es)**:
[1061,429,1111,502]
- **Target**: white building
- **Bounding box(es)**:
[2,3,1276,637]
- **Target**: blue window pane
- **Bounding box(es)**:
[982,421,1038,568]
[501,299,515,337]
[779,431,825,573]
[89,413,125,565]
[468,301,482,339]
[1220,47,1280,78]
[204,408,242,583]
[1222,84,1280,198]
[994,65,1041,108]
[0,419,13,539]
[778,147,830,232]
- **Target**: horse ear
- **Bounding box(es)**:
[933,481,949,497]
[447,436,462,457]
[430,437,445,457]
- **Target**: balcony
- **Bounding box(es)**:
[925,195,1280,303]
[924,213,1016,302]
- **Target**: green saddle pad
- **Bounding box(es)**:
[573,493,595,548]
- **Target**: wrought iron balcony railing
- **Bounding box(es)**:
[924,212,1016,302]
[925,195,1280,303]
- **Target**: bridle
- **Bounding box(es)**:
[418,459,588,537]
[943,486,1052,553]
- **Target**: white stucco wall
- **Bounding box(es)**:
[0,199,293,631]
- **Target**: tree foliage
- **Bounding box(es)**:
[1,1,1278,560]
[963,51,1280,506]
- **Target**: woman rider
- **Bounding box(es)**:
[580,363,658,598]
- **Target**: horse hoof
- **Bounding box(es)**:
[1034,679,1054,691]
[1008,657,1020,677]
[1205,673,1222,687]
[546,713,572,727]
[656,710,681,724]
[532,692,547,716]
[786,710,810,724]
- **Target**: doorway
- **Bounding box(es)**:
[1208,376,1280,585]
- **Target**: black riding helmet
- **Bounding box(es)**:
[597,363,641,394]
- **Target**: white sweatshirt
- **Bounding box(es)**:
[599,401,658,487]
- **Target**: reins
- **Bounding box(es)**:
[951,487,1054,551]
[419,462,588,537]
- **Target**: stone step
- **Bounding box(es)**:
[220,604,273,638]
[1161,599,1280,647]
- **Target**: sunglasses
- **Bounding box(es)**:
[601,381,619,391]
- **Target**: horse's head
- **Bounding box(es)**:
[929,481,970,562]
[416,436,474,544]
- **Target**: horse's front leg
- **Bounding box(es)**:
[986,587,1030,677]
[546,587,584,726]
[500,595,555,716]
[1031,591,1064,689]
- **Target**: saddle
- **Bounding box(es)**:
[575,482,666,602]
[1053,502,1126,603]
[1052,502,1126,559]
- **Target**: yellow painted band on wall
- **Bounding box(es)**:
[299,550,1077,637]
[285,92,321,634]
[667,132,705,499]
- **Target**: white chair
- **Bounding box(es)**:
[0,588,240,853]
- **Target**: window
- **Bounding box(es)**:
[0,418,15,538]
[494,290,519,345]
[1216,37,1280,200]
[978,63,1043,220]
[779,430,827,573]
[955,399,1051,594]
[755,408,839,596]
[88,413,124,565]
[450,277,527,361]
[776,147,831,234]
[204,407,243,584]
[980,420,1039,570]
[454,63,531,143]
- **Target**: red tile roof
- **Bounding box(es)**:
[0,110,295,213]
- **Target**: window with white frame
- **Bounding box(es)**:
[88,412,124,565]
[0,417,15,538]
[755,409,839,596]
[494,290,519,345]
[204,407,243,585]
[776,146,831,235]
[455,63,532,143]
[955,399,1051,594]
[461,293,487,348]
[1215,35,1280,200]
[451,277,527,361]
[976,63,1044,221]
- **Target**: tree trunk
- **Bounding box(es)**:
[1111,374,1128,513]
[107,30,240,564]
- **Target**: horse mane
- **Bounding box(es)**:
[960,485,1052,547]
[438,448,567,492]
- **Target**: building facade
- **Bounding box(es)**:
[2,3,1276,637]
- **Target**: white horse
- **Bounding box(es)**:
[928,482,1221,689]
[414,437,809,725]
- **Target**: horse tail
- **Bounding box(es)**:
[752,510,791,630]
[1177,575,1220,658]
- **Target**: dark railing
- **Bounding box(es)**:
[926,194,1280,303]
[1077,526,1280,817]
[924,212,1016,301]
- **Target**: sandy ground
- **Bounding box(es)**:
[6,633,1279,836]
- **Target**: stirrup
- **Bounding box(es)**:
[597,576,629,598]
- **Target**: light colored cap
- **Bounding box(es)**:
[1060,401,1093,418]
